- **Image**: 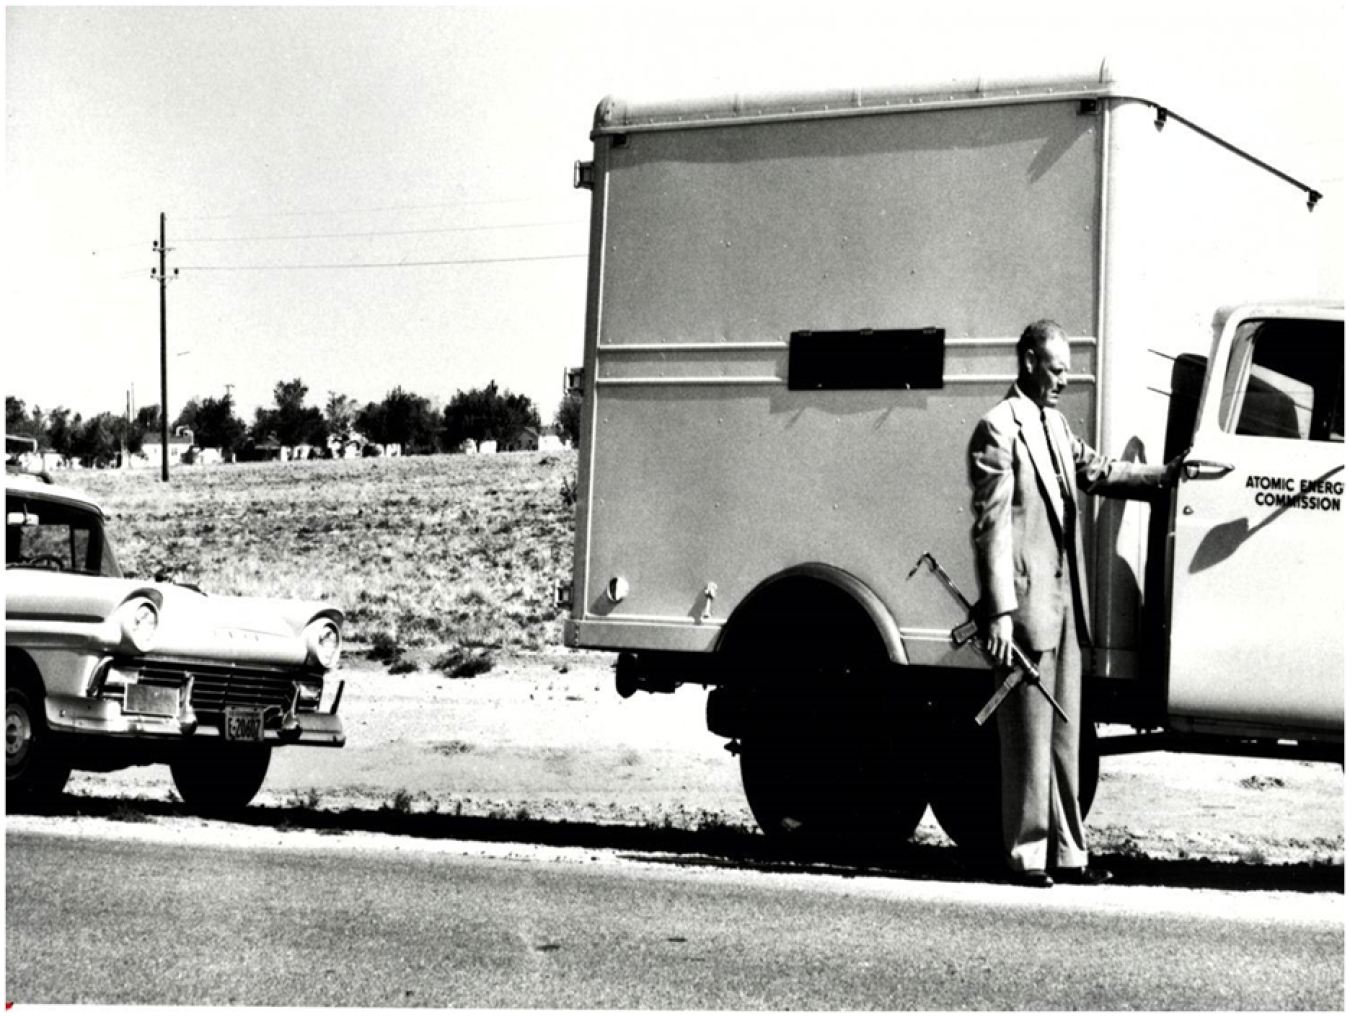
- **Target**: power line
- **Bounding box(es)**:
[179,252,586,271]
[91,238,158,255]
[103,267,158,281]
[174,194,568,224]
[177,219,586,243]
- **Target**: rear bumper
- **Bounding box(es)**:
[564,616,722,653]
[45,694,346,747]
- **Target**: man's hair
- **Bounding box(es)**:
[1016,319,1066,361]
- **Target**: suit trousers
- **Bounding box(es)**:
[996,596,1088,872]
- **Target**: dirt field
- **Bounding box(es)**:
[64,649,1344,868]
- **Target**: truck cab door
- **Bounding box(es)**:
[1165,308,1344,738]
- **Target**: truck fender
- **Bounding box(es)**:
[716,562,909,665]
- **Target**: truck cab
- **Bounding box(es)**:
[1157,305,1342,744]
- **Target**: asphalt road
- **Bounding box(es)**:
[6,823,1342,1009]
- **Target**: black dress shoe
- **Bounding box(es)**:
[1007,869,1054,888]
[1056,866,1113,885]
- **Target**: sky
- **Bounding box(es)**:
[4,2,1344,429]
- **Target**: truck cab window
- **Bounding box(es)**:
[1219,319,1344,442]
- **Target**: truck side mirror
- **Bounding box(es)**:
[564,367,584,398]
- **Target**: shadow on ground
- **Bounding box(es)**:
[14,793,1342,896]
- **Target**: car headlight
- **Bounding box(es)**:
[117,597,160,654]
[305,618,342,669]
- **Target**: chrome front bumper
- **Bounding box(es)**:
[44,693,346,747]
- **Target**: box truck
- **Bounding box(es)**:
[563,64,1343,850]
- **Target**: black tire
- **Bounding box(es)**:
[740,731,928,851]
[6,682,71,808]
[738,681,928,852]
[926,713,1101,858]
[721,577,929,854]
[924,715,1002,860]
[170,743,272,814]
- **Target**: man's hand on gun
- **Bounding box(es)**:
[986,613,1017,670]
[906,554,1069,725]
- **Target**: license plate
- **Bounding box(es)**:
[124,683,180,718]
[224,708,265,742]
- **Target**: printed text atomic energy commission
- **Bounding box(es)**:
[1247,474,1343,511]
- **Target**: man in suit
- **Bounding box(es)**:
[968,319,1179,887]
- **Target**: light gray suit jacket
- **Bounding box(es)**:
[968,386,1166,651]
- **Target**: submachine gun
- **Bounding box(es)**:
[906,553,1069,726]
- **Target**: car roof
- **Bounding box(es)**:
[5,471,106,517]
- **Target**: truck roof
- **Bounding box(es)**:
[592,59,1321,205]
[593,56,1227,132]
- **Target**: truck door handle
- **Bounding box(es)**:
[1183,459,1235,480]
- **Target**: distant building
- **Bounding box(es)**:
[190,446,225,466]
[326,434,362,458]
[237,436,283,463]
[503,426,566,452]
[5,436,65,473]
[5,434,37,457]
[137,433,194,468]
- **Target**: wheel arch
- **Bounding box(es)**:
[6,647,44,694]
[715,562,909,664]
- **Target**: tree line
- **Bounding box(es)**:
[7,382,582,466]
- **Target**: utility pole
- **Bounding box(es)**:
[151,213,178,482]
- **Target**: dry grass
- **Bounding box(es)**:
[74,452,577,662]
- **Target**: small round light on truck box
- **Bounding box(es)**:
[606,576,629,603]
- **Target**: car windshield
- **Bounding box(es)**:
[5,494,123,578]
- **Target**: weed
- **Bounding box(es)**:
[693,810,749,835]
[367,629,403,663]
[434,740,475,756]
[388,658,419,675]
[1240,776,1286,791]
[559,474,578,508]
[1239,845,1269,865]
[289,787,324,810]
[385,789,415,814]
[109,803,152,823]
[436,648,495,679]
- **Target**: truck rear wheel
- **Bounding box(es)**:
[720,575,928,853]
[926,714,1100,858]
[740,728,927,851]
[737,681,927,851]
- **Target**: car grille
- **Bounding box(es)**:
[133,662,314,725]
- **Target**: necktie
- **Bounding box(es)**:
[1043,409,1089,640]
[1041,410,1073,510]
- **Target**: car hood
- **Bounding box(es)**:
[5,570,342,667]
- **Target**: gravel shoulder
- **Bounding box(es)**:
[58,650,1344,867]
